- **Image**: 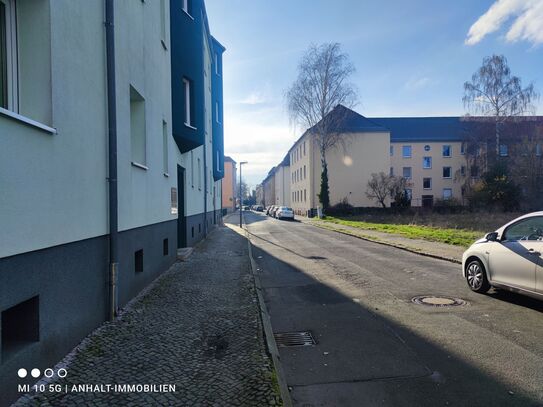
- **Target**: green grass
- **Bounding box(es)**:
[321,216,483,248]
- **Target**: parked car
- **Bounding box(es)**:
[242,205,250,211]
[276,206,294,220]
[255,205,264,212]
[267,206,276,216]
[462,211,543,300]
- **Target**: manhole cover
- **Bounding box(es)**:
[411,295,466,307]
[274,331,316,347]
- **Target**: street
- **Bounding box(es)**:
[236,211,543,407]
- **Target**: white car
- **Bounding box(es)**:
[462,211,543,300]
[275,206,294,220]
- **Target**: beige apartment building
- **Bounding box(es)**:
[222,156,237,212]
[261,106,484,215]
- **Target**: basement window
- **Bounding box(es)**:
[1,296,39,361]
[135,249,144,273]
[163,238,169,256]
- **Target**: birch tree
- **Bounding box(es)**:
[287,43,357,211]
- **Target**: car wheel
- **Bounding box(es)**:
[466,259,490,293]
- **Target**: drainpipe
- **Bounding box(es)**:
[105,0,118,321]
[203,141,208,237]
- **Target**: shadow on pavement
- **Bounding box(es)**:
[248,235,543,406]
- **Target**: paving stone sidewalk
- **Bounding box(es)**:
[302,218,465,264]
[14,224,282,407]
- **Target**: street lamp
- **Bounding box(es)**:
[239,161,248,228]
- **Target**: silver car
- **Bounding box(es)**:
[462,211,543,300]
[276,206,294,220]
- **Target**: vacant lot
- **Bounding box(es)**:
[321,211,525,248]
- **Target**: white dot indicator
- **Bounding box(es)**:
[44,368,54,378]
[58,368,67,378]
[31,368,41,378]
[17,368,27,378]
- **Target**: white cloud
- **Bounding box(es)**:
[239,91,267,105]
[404,76,431,91]
[466,0,543,46]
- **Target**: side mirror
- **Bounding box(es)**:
[485,232,498,242]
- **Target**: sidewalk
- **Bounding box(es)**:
[302,218,465,264]
[14,224,282,407]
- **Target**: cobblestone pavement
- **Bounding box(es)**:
[14,224,282,407]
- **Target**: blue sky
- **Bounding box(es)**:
[205,0,543,187]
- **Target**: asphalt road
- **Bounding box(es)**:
[236,211,543,407]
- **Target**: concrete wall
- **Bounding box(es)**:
[390,141,464,206]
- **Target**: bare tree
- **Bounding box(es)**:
[287,43,357,210]
[366,173,411,208]
[463,54,539,157]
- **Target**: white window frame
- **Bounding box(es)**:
[0,0,18,112]
[422,156,432,169]
[162,120,168,175]
[443,166,452,179]
[442,145,451,157]
[183,77,193,128]
[402,145,412,158]
[443,188,452,200]
[423,177,432,190]
[402,167,412,179]
[191,151,194,187]
[182,0,190,15]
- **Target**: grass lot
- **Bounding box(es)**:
[321,211,524,248]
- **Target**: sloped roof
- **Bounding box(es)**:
[369,117,467,142]
[224,156,236,163]
[320,105,389,133]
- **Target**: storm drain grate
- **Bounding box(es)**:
[412,295,466,307]
[274,331,316,347]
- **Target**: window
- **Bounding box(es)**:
[183,77,193,127]
[130,86,146,166]
[0,0,17,111]
[160,0,166,47]
[423,178,432,189]
[443,166,452,178]
[422,195,434,208]
[215,101,220,123]
[191,151,194,187]
[402,145,412,158]
[1,296,39,361]
[216,150,220,172]
[304,189,307,201]
[404,189,412,201]
[504,216,543,241]
[460,143,465,155]
[443,189,452,200]
[197,158,201,190]
[390,167,394,176]
[214,53,219,75]
[402,167,412,179]
[442,145,451,157]
[162,121,168,174]
[170,187,178,215]
[499,144,508,157]
[304,165,306,179]
[135,249,144,273]
[390,145,394,156]
[423,156,432,169]
[303,141,306,155]
[182,0,191,15]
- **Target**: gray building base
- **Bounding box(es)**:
[0,219,177,406]
[183,209,223,247]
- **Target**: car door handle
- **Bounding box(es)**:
[527,249,541,256]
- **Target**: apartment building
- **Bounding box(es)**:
[372,117,465,207]
[222,156,237,212]
[261,167,276,207]
[0,1,224,404]
[274,154,291,207]
[262,105,543,215]
[288,105,390,215]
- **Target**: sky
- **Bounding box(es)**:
[205,0,543,188]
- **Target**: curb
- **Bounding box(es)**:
[309,221,462,265]
[233,215,293,407]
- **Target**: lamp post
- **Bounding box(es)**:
[239,161,248,228]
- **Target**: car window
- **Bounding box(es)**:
[503,216,543,241]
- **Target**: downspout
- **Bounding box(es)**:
[204,141,208,237]
[105,0,118,321]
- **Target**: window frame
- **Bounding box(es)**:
[402,145,412,158]
[442,145,451,157]
[443,188,452,200]
[402,166,412,179]
[422,156,432,169]
[442,166,452,179]
[0,0,18,112]
[423,177,432,190]
[182,77,195,128]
